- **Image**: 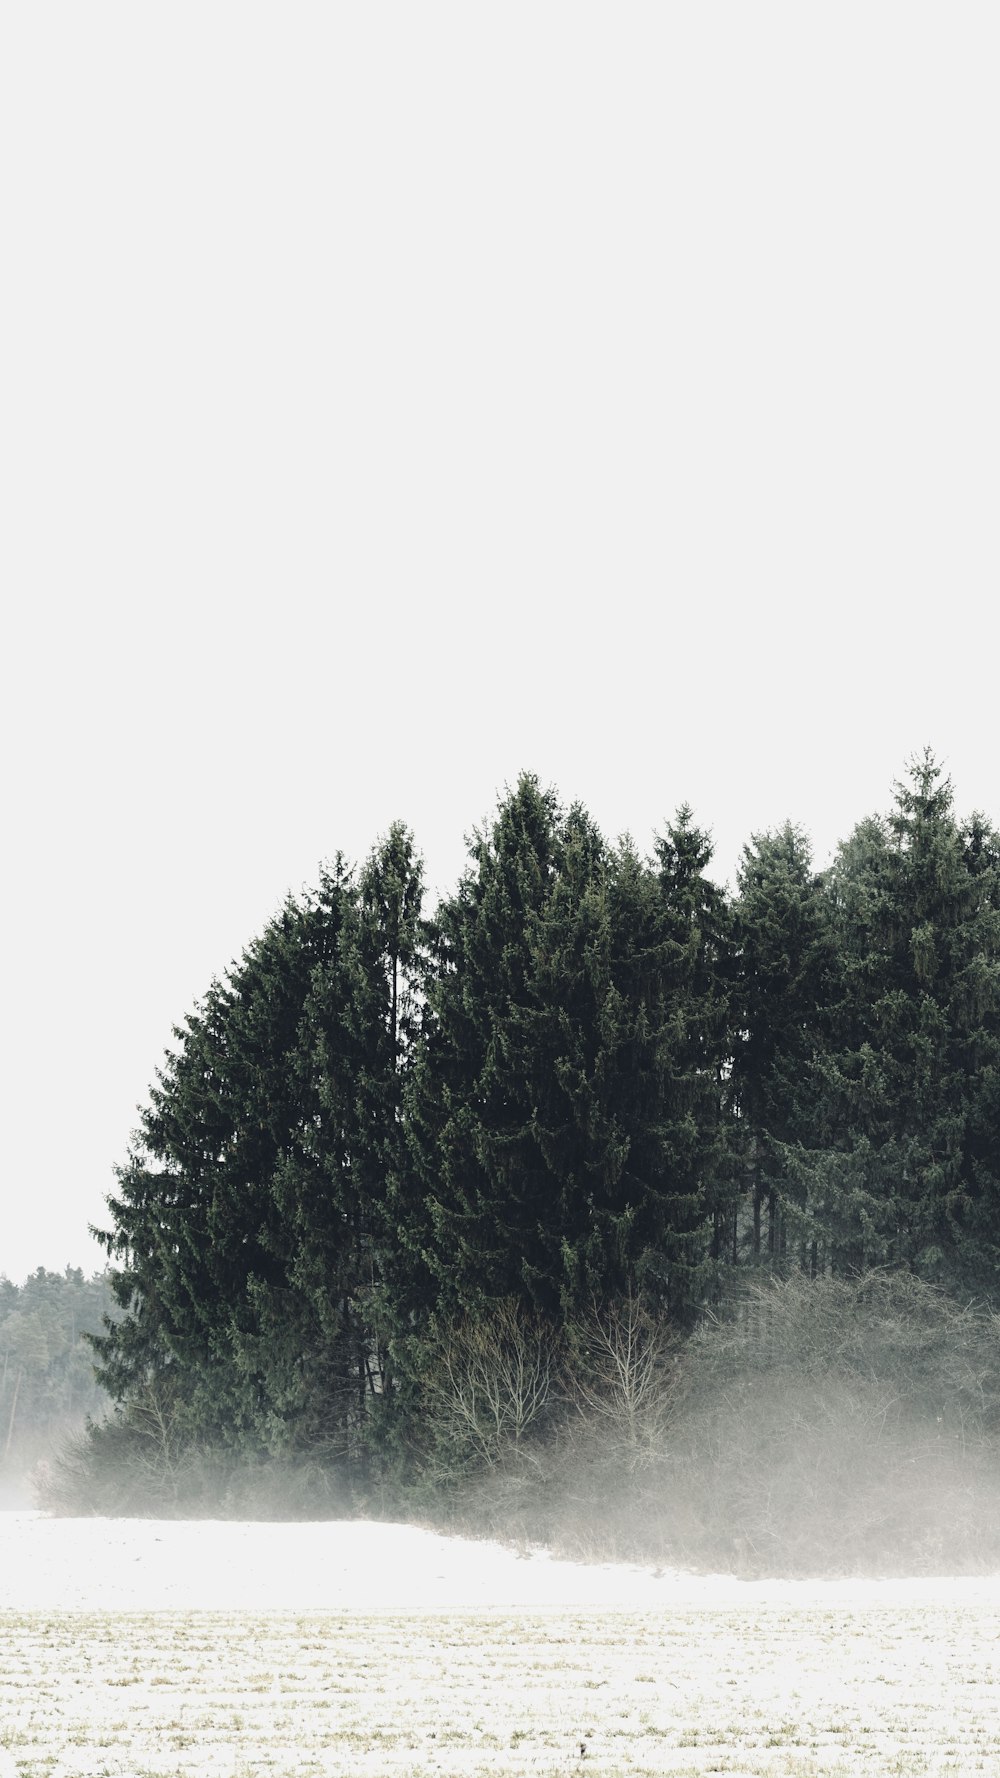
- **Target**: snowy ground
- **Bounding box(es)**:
[2,1513,1000,1775]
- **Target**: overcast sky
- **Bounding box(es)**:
[2,5,998,1285]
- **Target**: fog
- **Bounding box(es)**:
[6,1280,1000,1776]
[2,1510,997,1617]
[10,1273,1000,1584]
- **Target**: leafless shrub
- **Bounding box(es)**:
[422,1300,561,1471]
[564,1291,679,1469]
[427,1273,1000,1577]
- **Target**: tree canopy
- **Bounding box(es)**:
[84,755,1000,1485]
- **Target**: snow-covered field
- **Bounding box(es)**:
[2,1513,999,1776]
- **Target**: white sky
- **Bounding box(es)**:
[2,6,998,1286]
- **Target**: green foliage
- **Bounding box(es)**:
[55,752,1000,1528]
[776,752,1000,1285]
[93,827,427,1471]
[411,779,729,1328]
[729,821,835,1261]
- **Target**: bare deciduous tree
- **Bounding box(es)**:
[425,1301,560,1468]
[566,1292,677,1469]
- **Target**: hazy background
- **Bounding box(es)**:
[2,4,998,1284]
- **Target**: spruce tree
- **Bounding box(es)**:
[95,831,431,1466]
[266,823,428,1455]
[647,807,733,1304]
[729,823,834,1263]
[94,866,356,1449]
[409,774,569,1315]
[410,781,729,1325]
[783,754,1000,1285]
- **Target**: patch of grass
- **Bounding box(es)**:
[1,1599,999,1775]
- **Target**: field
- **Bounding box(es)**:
[2,1518,999,1776]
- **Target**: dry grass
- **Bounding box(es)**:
[3,1598,1000,1776]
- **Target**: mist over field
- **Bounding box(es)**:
[7,1276,1000,1777]
[416,1273,1000,1581]
[3,1512,1000,1776]
[12,1271,999,1585]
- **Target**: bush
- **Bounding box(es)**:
[419,1272,1000,1576]
[37,1383,357,1521]
[564,1291,680,1470]
[417,1300,562,1476]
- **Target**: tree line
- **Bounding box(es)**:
[86,751,1000,1488]
[0,1268,116,1479]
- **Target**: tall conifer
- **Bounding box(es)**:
[730,823,834,1262]
[782,754,1000,1283]
[410,782,728,1323]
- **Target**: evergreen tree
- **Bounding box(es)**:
[95,831,429,1465]
[411,781,729,1325]
[783,753,1000,1284]
[86,759,1000,1498]
[410,774,570,1315]
[265,823,427,1456]
[649,806,733,1304]
[93,864,357,1450]
[729,823,834,1263]
[537,810,731,1320]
